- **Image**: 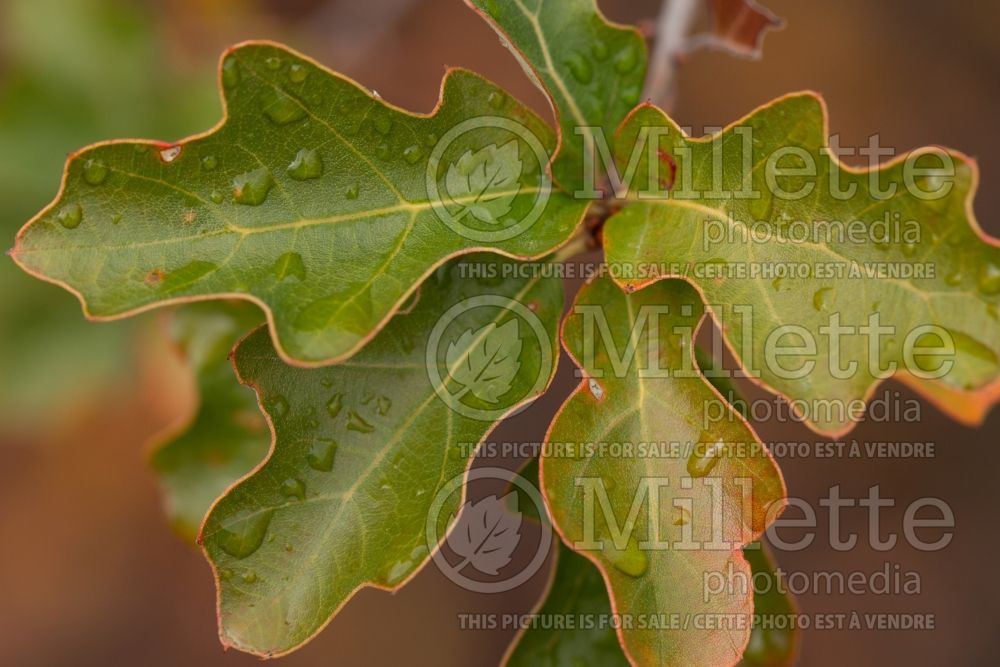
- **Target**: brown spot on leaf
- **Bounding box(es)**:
[657,149,677,190]
[145,269,165,286]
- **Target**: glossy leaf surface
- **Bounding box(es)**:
[542,276,786,666]
[605,97,1000,435]
[466,0,647,192]
[200,254,562,656]
[12,42,586,366]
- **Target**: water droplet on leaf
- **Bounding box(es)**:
[812,287,832,311]
[373,114,392,135]
[232,167,273,206]
[347,410,374,433]
[672,506,691,526]
[615,45,638,73]
[385,559,412,585]
[287,148,323,180]
[402,144,422,164]
[261,87,306,125]
[57,203,82,229]
[281,478,306,501]
[83,158,108,185]
[289,63,308,83]
[217,509,274,559]
[978,262,1000,295]
[687,433,725,477]
[607,538,648,577]
[222,57,241,88]
[326,393,343,418]
[267,394,289,418]
[307,439,338,472]
[564,53,593,84]
[271,251,306,281]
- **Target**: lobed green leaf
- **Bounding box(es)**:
[504,543,795,667]
[466,0,648,192]
[11,42,587,366]
[505,543,630,667]
[200,254,563,656]
[507,354,795,666]
[605,96,1000,435]
[541,276,786,666]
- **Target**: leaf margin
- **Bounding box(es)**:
[538,274,789,667]
[145,301,267,542]
[462,0,649,193]
[195,266,565,658]
[8,39,588,370]
[604,91,1000,436]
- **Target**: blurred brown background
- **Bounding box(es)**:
[1,0,998,665]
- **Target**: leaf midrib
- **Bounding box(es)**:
[509,0,590,138]
[213,270,554,637]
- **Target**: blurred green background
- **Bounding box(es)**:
[0,0,212,427]
[1,1,999,666]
